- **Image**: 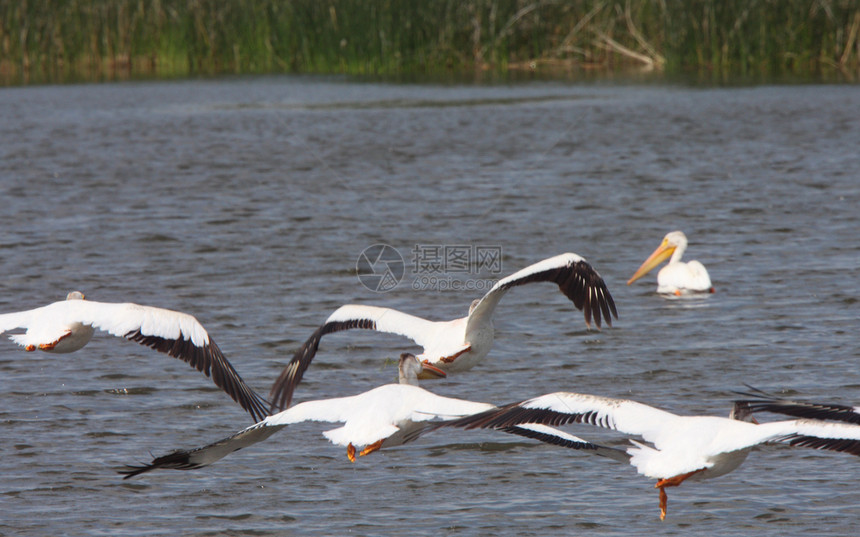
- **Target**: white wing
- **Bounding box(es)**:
[92,301,270,421]
[685,260,712,289]
[121,384,496,478]
[427,391,860,465]
[485,423,632,463]
[326,305,444,349]
[517,395,860,457]
[422,391,679,444]
[658,261,712,293]
[1,299,268,422]
[1,300,211,347]
[269,384,495,447]
[70,300,210,345]
[0,308,41,338]
[465,253,617,340]
[120,421,286,479]
[738,419,860,454]
[270,305,451,410]
[1,303,77,346]
[433,391,860,447]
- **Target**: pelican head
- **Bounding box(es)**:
[66,291,86,300]
[729,401,758,424]
[399,352,446,385]
[627,231,688,285]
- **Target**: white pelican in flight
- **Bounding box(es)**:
[419,391,860,520]
[269,253,617,409]
[627,231,714,296]
[0,291,269,421]
[120,354,616,478]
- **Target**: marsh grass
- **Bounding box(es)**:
[2,0,858,85]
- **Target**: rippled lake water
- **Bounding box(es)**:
[1,77,859,535]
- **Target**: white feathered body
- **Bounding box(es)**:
[0,299,210,352]
[628,415,753,481]
[265,383,496,449]
[656,260,712,295]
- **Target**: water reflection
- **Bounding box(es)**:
[0,77,859,535]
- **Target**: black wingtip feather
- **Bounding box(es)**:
[268,318,377,412]
[733,385,860,426]
[118,450,199,479]
[125,331,270,422]
[782,435,860,456]
[497,258,618,330]
[500,425,598,451]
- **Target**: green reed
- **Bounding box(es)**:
[1,0,858,84]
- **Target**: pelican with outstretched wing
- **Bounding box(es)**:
[270,253,617,409]
[120,354,620,478]
[0,291,269,421]
[419,391,860,520]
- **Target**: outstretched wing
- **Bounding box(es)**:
[465,253,617,339]
[120,421,285,479]
[269,305,440,411]
[0,308,39,337]
[754,419,860,455]
[423,391,860,462]
[417,391,674,444]
[76,300,269,422]
[119,394,370,479]
[735,386,860,425]
[122,384,490,478]
[398,407,632,462]
[494,423,631,462]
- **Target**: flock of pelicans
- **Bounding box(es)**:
[3,231,859,521]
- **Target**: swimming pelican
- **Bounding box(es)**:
[627,231,714,296]
[120,354,616,478]
[0,291,269,421]
[269,253,617,409]
[419,391,860,520]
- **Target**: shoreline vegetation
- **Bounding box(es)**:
[2,0,859,86]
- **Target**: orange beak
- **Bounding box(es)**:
[417,362,447,380]
[627,240,676,285]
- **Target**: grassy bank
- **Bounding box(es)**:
[1,0,858,84]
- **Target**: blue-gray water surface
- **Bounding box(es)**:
[1,77,859,536]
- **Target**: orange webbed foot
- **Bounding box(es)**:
[37,332,71,351]
[359,439,384,458]
[347,443,356,463]
[655,469,704,489]
[439,345,471,364]
[653,469,705,520]
[657,486,668,521]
